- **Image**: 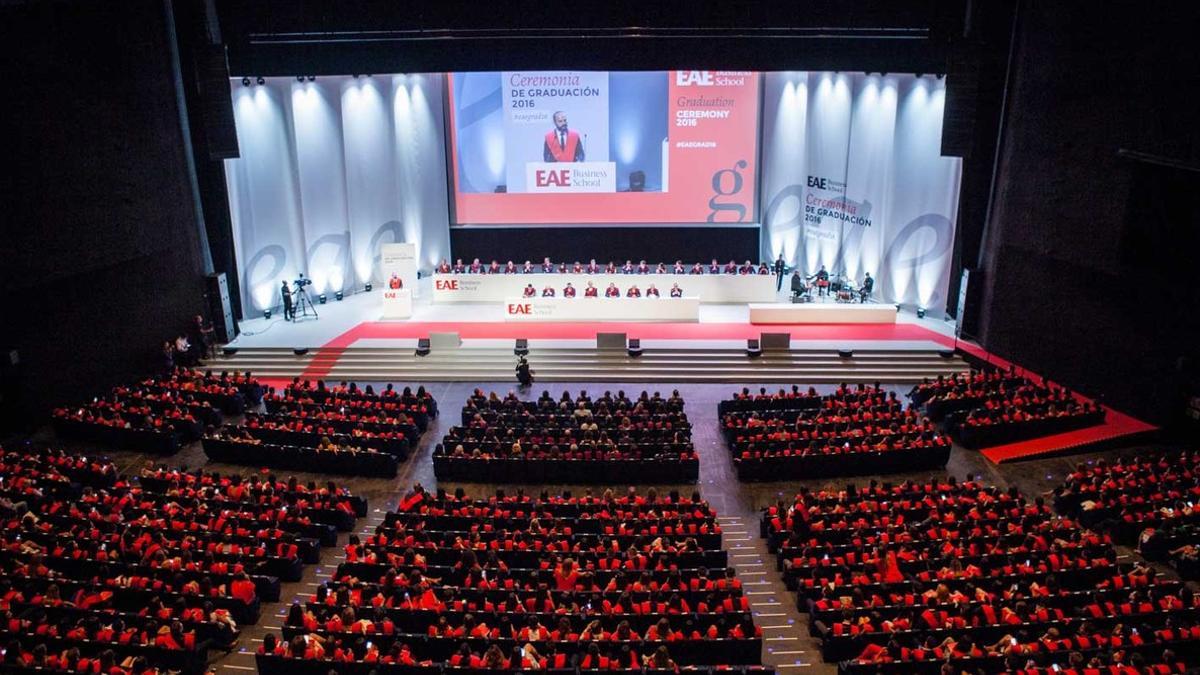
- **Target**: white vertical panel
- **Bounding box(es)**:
[290,80,351,295]
[802,72,853,275]
[394,74,452,273]
[340,76,400,287]
[841,74,897,286]
[759,72,810,264]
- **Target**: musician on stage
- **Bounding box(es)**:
[860,272,874,302]
[645,284,660,298]
[563,282,577,298]
[523,284,536,298]
[670,283,684,298]
[584,281,599,297]
[790,270,805,299]
[605,283,620,297]
[810,265,830,296]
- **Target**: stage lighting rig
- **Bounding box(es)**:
[364,282,373,292]
[241,77,250,87]
[335,291,344,301]
[256,76,265,85]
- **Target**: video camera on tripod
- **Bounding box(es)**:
[293,275,313,289]
[289,273,318,321]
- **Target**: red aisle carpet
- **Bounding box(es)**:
[263,319,1156,464]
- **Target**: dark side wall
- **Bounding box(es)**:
[0,0,208,428]
[976,1,1200,426]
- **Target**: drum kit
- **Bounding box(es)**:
[795,275,859,303]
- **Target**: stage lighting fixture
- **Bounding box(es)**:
[353,74,361,79]
[264,308,272,319]
[936,73,945,80]
[494,185,507,193]
[917,307,927,318]
[629,171,646,192]
[514,339,529,356]
[364,282,373,292]
[307,75,315,82]
[627,338,643,358]
[296,75,304,82]
[916,73,924,79]
[256,76,265,85]
[293,347,308,356]
[318,294,327,304]
[241,77,250,87]
[335,291,344,301]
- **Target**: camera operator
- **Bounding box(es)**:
[281,280,294,321]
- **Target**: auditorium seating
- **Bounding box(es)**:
[257,485,770,675]
[720,385,951,480]
[909,369,1105,449]
[1054,451,1200,581]
[761,475,1200,674]
[432,389,699,484]
[49,368,262,455]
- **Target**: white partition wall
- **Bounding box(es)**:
[225,75,452,316]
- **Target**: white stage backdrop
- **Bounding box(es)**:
[224,75,452,314]
[760,72,961,309]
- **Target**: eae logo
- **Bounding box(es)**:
[535,169,571,188]
[807,176,830,189]
[435,279,459,291]
[384,291,398,299]
[507,303,532,315]
[675,71,713,86]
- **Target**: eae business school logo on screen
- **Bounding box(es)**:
[675,71,751,87]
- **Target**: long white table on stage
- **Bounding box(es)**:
[749,302,897,324]
[434,272,776,303]
[503,296,700,322]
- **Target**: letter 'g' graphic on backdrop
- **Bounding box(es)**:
[707,160,749,223]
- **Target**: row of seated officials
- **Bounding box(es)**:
[760,475,1200,675]
[435,390,697,484]
[0,448,366,674]
[438,257,774,276]
[720,385,952,481]
[908,369,1106,449]
[257,484,768,675]
[1054,451,1200,582]
[522,282,687,298]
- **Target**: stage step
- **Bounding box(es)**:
[208,347,968,384]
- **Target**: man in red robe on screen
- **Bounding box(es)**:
[388,274,403,290]
[543,111,585,162]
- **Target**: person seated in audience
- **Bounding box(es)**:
[673,260,686,274]
[563,283,577,298]
[584,282,599,297]
[586,258,599,274]
[452,258,465,273]
[488,259,501,274]
[637,260,650,274]
[174,334,194,367]
[724,259,738,274]
[523,284,536,298]
[437,259,451,273]
[626,285,642,298]
[522,260,534,273]
[605,283,620,298]
[540,257,554,273]
[468,258,483,273]
[504,260,517,274]
[670,283,683,298]
[645,284,660,298]
[542,285,556,297]
[572,261,583,273]
[621,260,634,274]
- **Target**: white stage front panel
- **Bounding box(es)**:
[749,302,897,324]
[435,273,776,304]
[380,288,413,319]
[504,297,700,322]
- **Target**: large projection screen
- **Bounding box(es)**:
[447,71,761,226]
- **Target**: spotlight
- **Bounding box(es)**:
[353,74,361,79]
[296,75,305,82]
[307,75,315,82]
[364,282,373,292]
[936,73,945,80]
[894,303,901,311]
[494,185,507,193]
[241,77,250,87]
[514,339,529,357]
[293,347,308,356]
[264,308,272,319]
[335,291,344,301]
[629,171,646,192]
[318,294,328,304]
[256,76,265,86]
[917,307,927,318]
[916,73,924,79]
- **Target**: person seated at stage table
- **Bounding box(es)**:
[523,284,536,298]
[584,281,599,297]
[522,260,534,274]
[655,262,667,274]
[637,260,650,274]
[709,259,721,274]
[504,260,517,274]
[453,258,465,273]
[690,262,704,274]
[571,261,583,273]
[626,284,642,297]
[860,272,874,302]
[586,258,600,274]
[622,260,634,274]
[541,257,554,273]
[542,285,555,297]
[757,261,771,275]
[557,261,569,273]
[437,259,451,273]
[468,258,483,273]
[488,259,501,274]
[724,260,738,274]
[645,283,660,297]
[673,260,686,274]
[563,282,577,298]
[605,283,620,297]
[604,260,616,273]
[739,260,756,275]
[670,283,683,298]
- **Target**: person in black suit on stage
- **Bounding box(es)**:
[790,271,805,300]
[773,254,786,291]
[860,272,875,302]
[280,281,294,321]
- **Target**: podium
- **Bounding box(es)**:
[381,288,413,320]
